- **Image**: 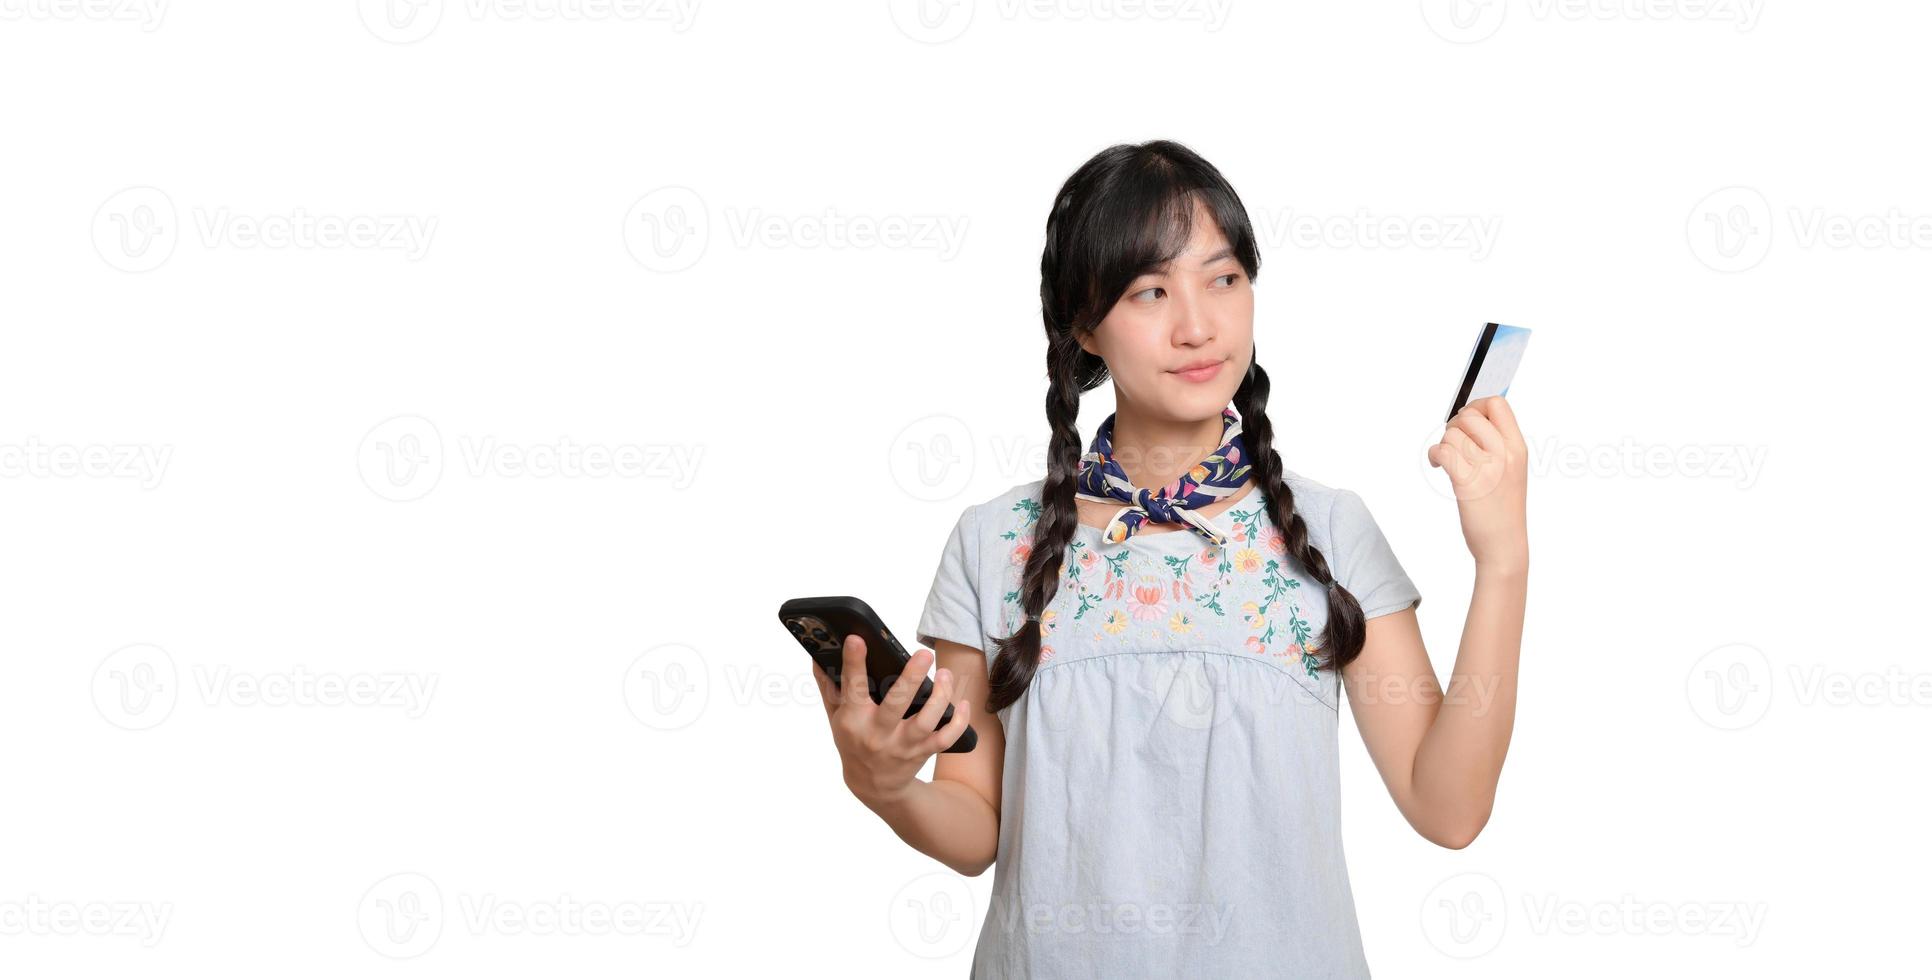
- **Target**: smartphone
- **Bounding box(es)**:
[777,595,978,754]
[1447,322,1532,421]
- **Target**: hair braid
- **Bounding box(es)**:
[1234,355,1368,672]
[985,330,1086,714]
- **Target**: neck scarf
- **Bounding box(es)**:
[1075,407,1252,547]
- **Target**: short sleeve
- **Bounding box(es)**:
[915,504,985,653]
[1327,489,1421,620]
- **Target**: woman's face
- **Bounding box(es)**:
[1076,198,1255,425]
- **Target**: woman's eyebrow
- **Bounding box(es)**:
[1139,247,1236,276]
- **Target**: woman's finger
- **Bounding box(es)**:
[837,634,873,715]
[1451,404,1507,456]
[1475,395,1527,452]
[874,648,931,733]
[906,665,955,748]
[926,697,973,756]
[1439,426,1478,484]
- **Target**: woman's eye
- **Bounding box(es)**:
[1133,286,1164,301]
[1215,273,1240,287]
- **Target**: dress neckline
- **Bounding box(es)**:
[1071,481,1265,547]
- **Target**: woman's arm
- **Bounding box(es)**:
[831,639,1005,877]
[1343,396,1529,849]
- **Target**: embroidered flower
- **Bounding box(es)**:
[1263,527,1286,556]
[1169,611,1194,633]
[1040,644,1055,664]
[1101,610,1130,635]
[1010,537,1033,567]
[1128,577,1169,622]
[1245,635,1265,654]
[1039,609,1058,636]
[1231,547,1263,574]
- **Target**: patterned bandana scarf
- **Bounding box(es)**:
[1075,407,1252,547]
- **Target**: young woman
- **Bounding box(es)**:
[811,139,1528,977]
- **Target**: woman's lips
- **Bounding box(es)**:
[1170,359,1224,382]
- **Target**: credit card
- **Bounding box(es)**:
[1447,322,1531,421]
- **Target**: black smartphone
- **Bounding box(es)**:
[778,595,978,754]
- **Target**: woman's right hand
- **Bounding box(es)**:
[811,634,973,808]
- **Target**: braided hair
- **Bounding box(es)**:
[983,140,1367,714]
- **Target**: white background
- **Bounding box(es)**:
[3,0,1925,976]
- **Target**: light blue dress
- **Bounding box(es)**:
[915,473,1422,978]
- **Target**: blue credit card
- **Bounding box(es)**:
[1448,322,1530,421]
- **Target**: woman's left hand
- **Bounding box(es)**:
[1427,395,1529,570]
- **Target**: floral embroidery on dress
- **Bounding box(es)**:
[996,494,1326,677]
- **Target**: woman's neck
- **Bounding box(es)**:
[1108,405,1229,490]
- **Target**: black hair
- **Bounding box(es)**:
[984,139,1367,714]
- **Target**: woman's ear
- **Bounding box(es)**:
[1075,328,1100,358]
